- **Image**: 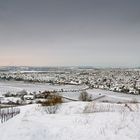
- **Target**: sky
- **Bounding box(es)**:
[0,0,140,67]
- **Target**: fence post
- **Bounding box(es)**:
[0,107,20,123]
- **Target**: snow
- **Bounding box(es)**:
[1,80,140,140]
[0,102,140,140]
[0,81,87,95]
[87,89,140,103]
[1,80,140,104]
[1,97,21,104]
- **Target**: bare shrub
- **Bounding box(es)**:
[79,91,92,101]
[83,102,95,113]
[120,111,128,122]
[39,93,62,114]
[40,93,63,106]
[44,105,59,114]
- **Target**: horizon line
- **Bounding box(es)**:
[0,65,139,69]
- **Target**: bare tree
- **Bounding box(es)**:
[79,91,92,101]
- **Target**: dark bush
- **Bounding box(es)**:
[44,105,59,114]
[79,91,92,101]
[40,94,63,106]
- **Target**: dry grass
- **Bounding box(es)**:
[44,105,59,114]
[40,94,63,106]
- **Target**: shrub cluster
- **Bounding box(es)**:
[79,91,92,101]
[40,93,63,106]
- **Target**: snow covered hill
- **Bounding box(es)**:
[0,102,140,140]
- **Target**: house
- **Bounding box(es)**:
[23,95,34,100]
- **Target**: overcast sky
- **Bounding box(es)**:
[0,0,140,67]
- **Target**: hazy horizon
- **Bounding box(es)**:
[0,0,140,67]
[0,65,139,69]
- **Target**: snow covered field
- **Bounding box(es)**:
[0,102,140,140]
[87,89,140,103]
[0,80,87,95]
[1,80,140,140]
[0,80,140,103]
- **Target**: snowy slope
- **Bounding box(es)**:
[0,102,140,140]
[87,89,140,103]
